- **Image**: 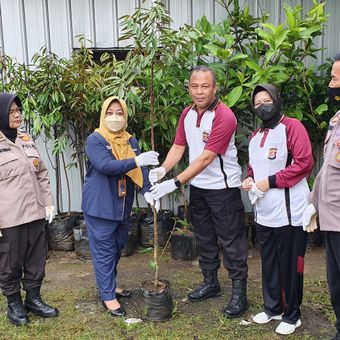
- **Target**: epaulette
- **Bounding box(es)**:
[17,130,30,141]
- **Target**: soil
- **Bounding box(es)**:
[44,246,333,339]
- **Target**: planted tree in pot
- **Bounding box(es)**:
[112,1,196,321]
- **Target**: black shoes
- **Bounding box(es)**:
[102,301,126,317]
[188,269,222,302]
[223,279,249,318]
[7,300,29,326]
[25,288,59,318]
[116,290,132,299]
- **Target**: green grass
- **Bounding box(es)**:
[0,279,334,340]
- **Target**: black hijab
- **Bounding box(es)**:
[0,92,22,143]
[251,83,282,129]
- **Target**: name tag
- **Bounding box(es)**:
[0,148,10,153]
[106,145,112,150]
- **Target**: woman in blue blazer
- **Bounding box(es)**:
[82,96,159,316]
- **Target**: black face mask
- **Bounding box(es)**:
[328,86,340,107]
[255,103,278,121]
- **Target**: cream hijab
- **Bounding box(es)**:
[95,96,143,187]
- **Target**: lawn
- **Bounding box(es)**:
[0,247,335,340]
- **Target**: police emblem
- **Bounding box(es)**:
[33,159,39,169]
[336,152,340,163]
[20,134,30,141]
[268,147,278,160]
[202,131,209,143]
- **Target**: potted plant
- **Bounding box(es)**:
[171,186,197,261]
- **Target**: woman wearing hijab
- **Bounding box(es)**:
[0,92,58,326]
[82,96,159,317]
[241,84,314,335]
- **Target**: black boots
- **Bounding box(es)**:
[223,279,248,318]
[188,269,222,302]
[7,292,29,326]
[24,287,59,318]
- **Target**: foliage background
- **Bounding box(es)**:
[0,0,335,209]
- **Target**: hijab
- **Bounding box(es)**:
[251,84,282,129]
[0,92,22,142]
[95,96,143,187]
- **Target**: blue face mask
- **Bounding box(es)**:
[328,86,340,107]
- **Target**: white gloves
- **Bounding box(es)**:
[45,205,56,224]
[149,166,166,184]
[144,192,160,212]
[302,204,318,233]
[135,151,159,167]
[248,182,265,204]
[151,179,177,200]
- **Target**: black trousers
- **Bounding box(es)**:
[190,185,248,280]
[0,219,47,296]
[256,223,307,324]
[325,231,340,333]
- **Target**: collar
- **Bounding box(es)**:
[192,97,219,114]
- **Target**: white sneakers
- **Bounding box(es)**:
[253,312,301,335]
[275,319,301,335]
[253,312,282,324]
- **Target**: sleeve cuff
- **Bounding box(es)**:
[268,175,276,188]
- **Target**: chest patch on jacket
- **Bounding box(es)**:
[268,147,278,160]
[202,131,209,143]
[336,151,340,163]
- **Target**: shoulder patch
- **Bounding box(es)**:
[19,134,30,142]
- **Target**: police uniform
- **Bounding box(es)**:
[310,111,340,335]
[0,129,53,296]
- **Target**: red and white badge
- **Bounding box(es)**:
[267,147,278,160]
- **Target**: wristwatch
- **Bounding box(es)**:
[174,177,181,189]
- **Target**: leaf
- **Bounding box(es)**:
[230,54,248,62]
[256,29,273,43]
[245,60,261,72]
[148,260,156,270]
[262,23,277,34]
[139,247,153,254]
[299,26,322,39]
[203,44,220,56]
[274,29,288,49]
[284,5,295,29]
[314,103,328,115]
[226,86,243,108]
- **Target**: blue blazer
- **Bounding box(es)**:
[81,132,151,221]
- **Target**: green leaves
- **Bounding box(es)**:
[226,86,243,108]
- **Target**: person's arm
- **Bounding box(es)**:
[176,149,217,184]
[268,118,314,189]
[86,133,137,175]
[162,144,186,173]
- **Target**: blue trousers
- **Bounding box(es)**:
[84,214,129,301]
